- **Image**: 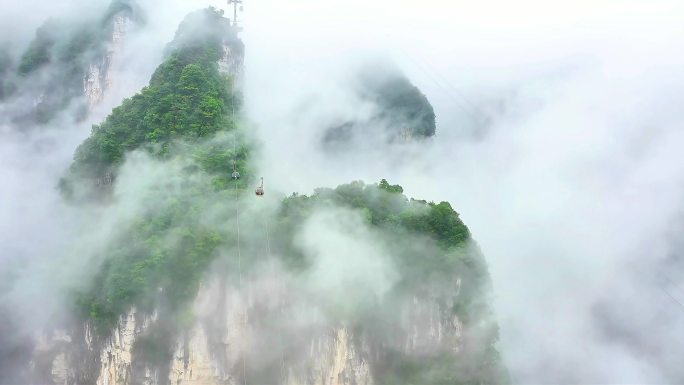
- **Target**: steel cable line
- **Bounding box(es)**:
[395,47,485,125]
[231,88,247,385]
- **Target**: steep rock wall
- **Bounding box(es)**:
[84,276,461,385]
[84,12,135,107]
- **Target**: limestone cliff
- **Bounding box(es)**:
[5,0,140,126]
[33,273,469,385]
[83,11,135,107]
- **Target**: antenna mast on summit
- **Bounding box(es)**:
[228,0,244,31]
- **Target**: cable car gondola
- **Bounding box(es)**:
[231,164,240,180]
[255,177,264,197]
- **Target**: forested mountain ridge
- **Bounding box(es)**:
[275,180,506,384]
[324,66,436,146]
[1,0,142,125]
[62,6,244,192]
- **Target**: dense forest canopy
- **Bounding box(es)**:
[2,0,141,123]
[274,180,504,384]
[324,67,436,146]
[64,7,244,186]
[68,8,245,337]
[0,47,13,99]
[368,74,437,138]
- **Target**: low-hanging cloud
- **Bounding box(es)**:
[240,0,684,383]
[295,207,398,314]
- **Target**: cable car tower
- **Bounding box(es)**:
[227,0,244,32]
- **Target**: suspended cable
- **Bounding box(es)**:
[413,52,480,112]
[657,273,684,315]
[395,47,485,125]
[399,48,480,111]
[264,217,272,257]
[234,116,242,287]
[230,80,247,385]
[263,212,286,383]
[225,2,247,382]
[663,275,684,295]
[662,287,684,313]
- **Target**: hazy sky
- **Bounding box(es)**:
[238,0,684,383]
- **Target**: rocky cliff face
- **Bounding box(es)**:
[218,44,244,91]
[1,3,139,127]
[323,65,437,149]
[293,327,373,385]
[32,272,465,385]
[94,309,154,385]
[83,12,134,107]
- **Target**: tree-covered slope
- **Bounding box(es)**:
[0,47,12,99]
[67,7,246,336]
[274,180,505,384]
[324,65,436,146]
[6,0,143,124]
[366,73,436,138]
[63,6,245,190]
